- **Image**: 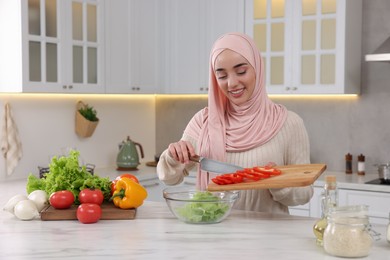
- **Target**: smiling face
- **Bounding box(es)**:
[214,49,256,106]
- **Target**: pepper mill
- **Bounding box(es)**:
[345,153,352,174]
[357,154,365,175]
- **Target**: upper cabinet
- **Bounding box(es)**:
[244,0,362,94]
[105,0,162,94]
[164,0,245,94]
[0,0,105,93]
[105,0,244,94]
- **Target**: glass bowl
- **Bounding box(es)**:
[163,186,240,224]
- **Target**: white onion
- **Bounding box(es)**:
[28,190,48,212]
[13,200,40,220]
[3,194,28,215]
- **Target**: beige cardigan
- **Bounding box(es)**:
[157,111,313,214]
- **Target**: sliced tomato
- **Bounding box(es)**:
[254,166,282,176]
[212,177,232,185]
[211,165,282,185]
[212,173,244,185]
[246,168,271,178]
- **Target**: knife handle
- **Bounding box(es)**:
[189,155,201,163]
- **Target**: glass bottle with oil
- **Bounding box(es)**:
[313,175,338,246]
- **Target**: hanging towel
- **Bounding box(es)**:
[1,103,23,176]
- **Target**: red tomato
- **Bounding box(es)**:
[77,203,102,224]
[79,188,104,205]
[111,173,139,195]
[116,173,139,183]
[49,190,75,209]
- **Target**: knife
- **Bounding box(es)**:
[189,155,244,174]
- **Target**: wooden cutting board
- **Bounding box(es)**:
[207,164,326,192]
[40,203,136,221]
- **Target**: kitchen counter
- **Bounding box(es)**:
[315,171,390,192]
[1,178,389,259]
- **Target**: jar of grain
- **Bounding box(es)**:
[387,212,390,243]
[323,205,379,258]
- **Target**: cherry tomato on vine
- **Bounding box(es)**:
[49,190,75,209]
[79,188,104,205]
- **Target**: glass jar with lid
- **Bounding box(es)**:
[387,212,390,243]
[323,205,380,258]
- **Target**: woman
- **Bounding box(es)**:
[157,32,313,214]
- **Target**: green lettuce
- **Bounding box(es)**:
[176,191,229,223]
[26,150,111,204]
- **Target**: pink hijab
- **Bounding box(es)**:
[185,32,287,190]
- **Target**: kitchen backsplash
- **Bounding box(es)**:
[0,95,156,181]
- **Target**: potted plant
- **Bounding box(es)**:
[75,101,99,138]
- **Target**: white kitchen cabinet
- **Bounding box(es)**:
[105,0,161,94]
[289,185,322,217]
[0,0,105,93]
[308,185,324,218]
[164,0,245,94]
[244,0,362,94]
[289,202,310,217]
[338,189,390,225]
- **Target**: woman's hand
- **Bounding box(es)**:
[168,140,195,164]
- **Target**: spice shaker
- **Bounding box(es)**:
[345,153,352,174]
[357,154,365,175]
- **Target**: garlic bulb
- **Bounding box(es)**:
[28,190,48,211]
[3,194,28,215]
[13,200,40,220]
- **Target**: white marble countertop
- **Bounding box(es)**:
[314,171,390,192]
[1,178,390,259]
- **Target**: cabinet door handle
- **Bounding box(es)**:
[183,181,195,185]
[285,87,290,91]
[292,87,297,91]
[69,85,73,89]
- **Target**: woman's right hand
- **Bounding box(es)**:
[168,140,195,164]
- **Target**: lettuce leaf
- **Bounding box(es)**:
[176,191,229,223]
[26,150,111,204]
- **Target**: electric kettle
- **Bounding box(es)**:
[116,136,144,170]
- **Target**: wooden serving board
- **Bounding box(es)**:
[207,164,326,192]
[40,203,136,221]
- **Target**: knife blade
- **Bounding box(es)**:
[190,155,244,174]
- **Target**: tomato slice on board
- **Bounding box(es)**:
[212,173,243,185]
[253,166,282,176]
[211,165,282,185]
[245,168,271,178]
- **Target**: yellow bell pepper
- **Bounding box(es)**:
[111,177,148,209]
